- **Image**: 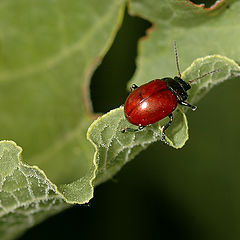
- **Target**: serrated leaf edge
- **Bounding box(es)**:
[0,140,90,206]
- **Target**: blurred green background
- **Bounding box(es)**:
[20,5,240,240]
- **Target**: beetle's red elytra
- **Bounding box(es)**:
[124,79,177,126]
[122,41,220,142]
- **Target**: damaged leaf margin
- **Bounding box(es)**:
[87,55,240,185]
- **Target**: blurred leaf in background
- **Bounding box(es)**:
[0,0,126,239]
[0,0,240,240]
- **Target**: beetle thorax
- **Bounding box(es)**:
[163,77,189,102]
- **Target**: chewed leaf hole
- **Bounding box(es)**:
[90,8,151,113]
[188,0,224,9]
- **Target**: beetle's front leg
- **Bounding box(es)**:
[179,101,197,111]
[130,84,138,92]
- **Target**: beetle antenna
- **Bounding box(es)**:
[174,41,181,78]
[188,69,222,84]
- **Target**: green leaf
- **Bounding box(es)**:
[1,0,240,239]
[88,106,187,185]
[88,55,240,186]
[0,0,125,239]
[0,141,66,240]
[129,0,240,86]
[182,55,240,106]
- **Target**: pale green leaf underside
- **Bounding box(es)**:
[1,0,240,239]
[1,54,238,240]
[0,141,66,240]
[88,106,188,185]
[88,55,240,186]
[0,0,125,239]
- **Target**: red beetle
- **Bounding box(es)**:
[122,42,220,141]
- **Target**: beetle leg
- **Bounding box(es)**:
[130,84,138,92]
[121,125,145,133]
[161,113,173,142]
[138,126,145,130]
[179,101,197,111]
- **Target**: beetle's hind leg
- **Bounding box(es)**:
[161,113,173,142]
[122,125,145,133]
